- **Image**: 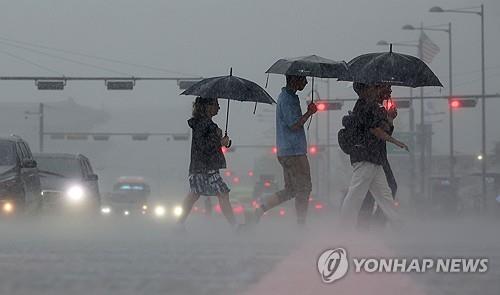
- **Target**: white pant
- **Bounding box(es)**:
[340,162,400,230]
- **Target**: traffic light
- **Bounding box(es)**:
[131,134,149,141]
[172,134,189,141]
[92,134,110,141]
[450,98,477,109]
[178,80,201,90]
[66,134,88,140]
[221,146,236,153]
[384,99,411,109]
[36,80,65,90]
[106,81,134,90]
[314,100,343,111]
[309,145,318,155]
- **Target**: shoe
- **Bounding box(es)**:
[254,207,264,224]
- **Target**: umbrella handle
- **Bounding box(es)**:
[306,77,315,130]
[225,98,230,134]
[224,130,232,148]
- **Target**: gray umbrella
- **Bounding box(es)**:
[266,55,348,102]
[339,45,443,87]
[180,68,275,136]
[266,55,349,78]
[266,55,347,129]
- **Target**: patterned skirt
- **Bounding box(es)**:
[189,170,230,196]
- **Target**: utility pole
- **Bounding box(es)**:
[39,103,44,152]
[25,102,44,152]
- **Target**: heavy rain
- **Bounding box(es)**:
[0,1,499,294]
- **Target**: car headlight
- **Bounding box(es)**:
[2,202,14,214]
[154,205,166,217]
[67,186,85,203]
[101,207,111,214]
[173,205,183,218]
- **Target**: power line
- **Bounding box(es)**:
[0,35,201,77]
[0,40,131,76]
[0,48,61,75]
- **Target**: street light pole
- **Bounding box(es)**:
[430,4,487,207]
[418,23,426,201]
[447,22,455,193]
[326,79,331,203]
[25,103,45,152]
[480,4,486,205]
[402,22,455,203]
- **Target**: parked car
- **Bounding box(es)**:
[34,153,100,214]
[0,136,41,216]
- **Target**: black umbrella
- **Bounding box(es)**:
[266,55,349,102]
[180,68,275,136]
[339,45,443,87]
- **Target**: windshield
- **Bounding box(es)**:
[113,182,149,192]
[35,157,83,178]
[0,141,17,166]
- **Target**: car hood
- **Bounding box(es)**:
[0,165,16,174]
[0,165,17,180]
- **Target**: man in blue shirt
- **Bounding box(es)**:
[253,75,317,225]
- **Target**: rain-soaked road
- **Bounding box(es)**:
[0,215,498,295]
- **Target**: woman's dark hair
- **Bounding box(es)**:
[352,82,369,95]
[192,96,217,118]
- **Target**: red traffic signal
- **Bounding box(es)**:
[384,99,411,109]
[309,145,318,155]
[317,102,327,111]
[309,100,343,111]
[221,146,235,153]
[450,98,477,109]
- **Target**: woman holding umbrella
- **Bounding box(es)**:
[176,97,238,230]
[178,68,275,230]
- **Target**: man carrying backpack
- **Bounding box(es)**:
[357,91,399,230]
[339,82,408,230]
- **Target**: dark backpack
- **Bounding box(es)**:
[338,111,364,155]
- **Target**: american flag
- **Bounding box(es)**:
[419,31,440,63]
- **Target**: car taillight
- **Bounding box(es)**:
[233,205,244,215]
[214,204,222,214]
[315,203,324,210]
[279,208,286,216]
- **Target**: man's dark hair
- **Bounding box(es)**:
[353,82,369,95]
[286,75,303,85]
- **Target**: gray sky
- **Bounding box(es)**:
[0,0,498,191]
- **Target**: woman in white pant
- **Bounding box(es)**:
[340,82,408,230]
